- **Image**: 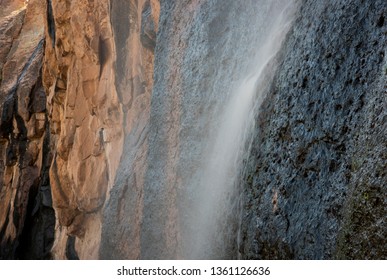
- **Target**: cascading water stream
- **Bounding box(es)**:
[184,0,298,259]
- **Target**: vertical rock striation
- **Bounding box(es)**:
[100,0,160,260]
[0,0,54,259]
[42,0,160,259]
[42,0,125,259]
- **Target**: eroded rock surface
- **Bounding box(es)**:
[1,0,159,260]
[43,0,126,259]
[101,0,296,260]
[0,0,54,259]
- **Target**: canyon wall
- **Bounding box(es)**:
[43,0,123,259]
[0,0,386,259]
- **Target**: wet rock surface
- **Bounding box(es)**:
[240,0,386,259]
[101,0,293,260]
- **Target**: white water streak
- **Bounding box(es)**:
[187,0,297,259]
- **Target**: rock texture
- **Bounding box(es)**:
[43,0,157,259]
[240,0,386,259]
[1,0,159,259]
[42,0,125,260]
[99,0,164,259]
[1,0,385,260]
[0,0,54,259]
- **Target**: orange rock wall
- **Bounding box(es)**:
[43,0,159,259]
[0,0,159,259]
[0,0,51,259]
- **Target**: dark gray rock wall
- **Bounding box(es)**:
[240,0,386,259]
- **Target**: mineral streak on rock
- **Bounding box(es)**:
[99,0,160,260]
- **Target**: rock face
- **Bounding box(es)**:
[43,0,124,260]
[240,0,386,259]
[42,0,158,259]
[1,0,159,259]
[98,0,160,259]
[0,0,54,259]
[0,0,386,260]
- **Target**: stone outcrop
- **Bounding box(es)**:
[240,0,386,259]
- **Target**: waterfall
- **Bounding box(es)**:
[136,0,298,260]
[183,0,298,259]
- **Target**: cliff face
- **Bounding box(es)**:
[43,0,123,260]
[0,0,386,260]
[0,0,54,259]
[240,0,386,259]
[42,0,158,259]
[0,0,159,259]
[99,0,160,260]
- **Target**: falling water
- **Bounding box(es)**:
[184,0,298,259]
